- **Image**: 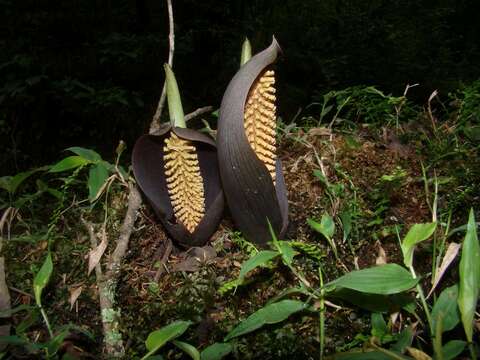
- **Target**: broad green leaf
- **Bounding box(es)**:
[145,320,192,355]
[442,340,466,360]
[224,300,306,341]
[431,285,459,333]
[88,163,109,201]
[329,264,418,295]
[49,156,90,173]
[401,222,436,269]
[457,209,480,343]
[332,288,415,313]
[66,147,101,162]
[172,340,200,360]
[200,343,232,360]
[238,250,279,282]
[33,252,53,306]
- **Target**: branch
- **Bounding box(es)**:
[106,182,142,277]
[185,106,214,122]
[95,1,176,356]
[150,0,175,134]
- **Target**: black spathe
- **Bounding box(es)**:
[132,124,224,247]
[217,38,288,246]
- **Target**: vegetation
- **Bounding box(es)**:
[1,79,479,358]
[1,1,480,359]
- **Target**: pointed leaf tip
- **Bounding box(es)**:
[240,37,252,66]
[164,64,185,128]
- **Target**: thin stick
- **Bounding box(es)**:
[8,286,33,298]
[97,1,176,356]
[106,183,142,276]
[185,106,214,122]
[150,0,175,134]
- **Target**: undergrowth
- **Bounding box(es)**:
[1,81,479,359]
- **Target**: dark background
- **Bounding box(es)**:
[1,0,479,175]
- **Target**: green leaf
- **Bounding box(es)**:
[332,350,410,359]
[442,340,466,360]
[46,329,69,356]
[33,252,53,306]
[401,222,436,269]
[49,156,90,173]
[0,304,35,318]
[431,285,460,333]
[66,147,101,162]
[164,64,185,128]
[267,220,297,266]
[238,250,279,282]
[267,285,311,305]
[308,214,335,239]
[332,288,415,313]
[200,343,232,360]
[457,209,480,343]
[88,163,109,202]
[371,313,387,338]
[224,300,306,341]
[308,214,337,257]
[172,340,200,360]
[144,320,192,356]
[277,241,297,266]
[4,171,35,194]
[0,167,47,195]
[0,335,29,346]
[329,264,418,295]
[340,210,352,243]
[391,326,413,353]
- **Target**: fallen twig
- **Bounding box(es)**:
[91,183,142,357]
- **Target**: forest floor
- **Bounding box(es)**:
[1,91,479,359]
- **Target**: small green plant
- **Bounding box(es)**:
[141,320,233,360]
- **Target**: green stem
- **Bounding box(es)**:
[468,342,477,360]
[39,306,54,339]
[318,267,325,360]
[140,349,157,360]
[411,268,433,335]
[164,64,185,128]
